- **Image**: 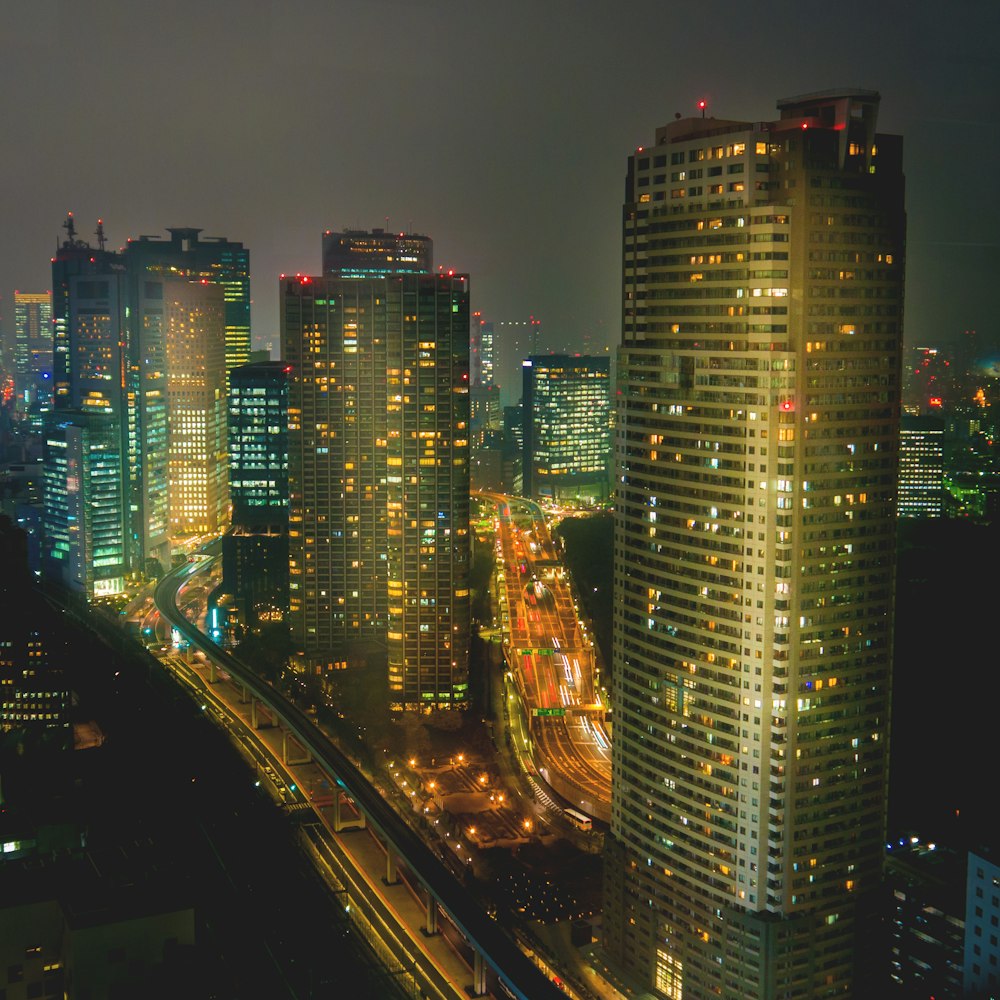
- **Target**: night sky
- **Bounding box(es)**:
[2,0,998,393]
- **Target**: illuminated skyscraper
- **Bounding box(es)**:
[282,230,470,708]
[222,360,290,629]
[604,90,905,998]
[42,408,128,598]
[898,415,944,518]
[521,354,611,502]
[165,281,228,535]
[13,291,53,416]
[46,218,131,595]
[471,313,495,388]
[321,228,432,277]
[51,215,123,412]
[125,228,251,390]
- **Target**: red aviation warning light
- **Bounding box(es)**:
[929,396,943,407]
[780,400,794,412]
[697,99,707,118]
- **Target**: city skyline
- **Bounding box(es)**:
[2,1,998,385]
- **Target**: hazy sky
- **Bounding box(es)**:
[2,0,998,393]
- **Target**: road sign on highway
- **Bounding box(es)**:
[532,707,566,717]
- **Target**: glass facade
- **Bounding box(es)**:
[522,354,611,501]
[43,411,127,598]
[898,416,944,517]
[223,361,290,628]
[165,282,228,535]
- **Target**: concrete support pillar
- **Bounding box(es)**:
[240,682,250,704]
[472,950,488,996]
[423,892,439,936]
[384,850,399,886]
[208,660,216,683]
[250,698,258,729]
[281,730,311,766]
[332,791,366,833]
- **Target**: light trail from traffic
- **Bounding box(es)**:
[479,492,611,822]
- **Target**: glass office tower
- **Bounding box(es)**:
[521,354,611,502]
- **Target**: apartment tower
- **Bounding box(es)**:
[282,230,470,709]
[604,90,905,998]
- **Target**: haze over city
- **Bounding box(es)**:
[2,0,999,389]
[4,3,1000,999]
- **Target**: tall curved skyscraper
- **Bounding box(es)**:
[603,90,905,998]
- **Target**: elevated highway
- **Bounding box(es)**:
[154,555,569,1000]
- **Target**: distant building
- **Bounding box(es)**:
[222,360,290,630]
[0,518,70,742]
[471,313,495,388]
[50,215,124,415]
[885,838,966,997]
[42,409,128,599]
[502,404,523,495]
[45,218,241,585]
[522,355,610,502]
[470,382,501,450]
[899,415,944,517]
[13,291,53,417]
[321,227,432,277]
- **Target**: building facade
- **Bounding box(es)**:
[42,410,128,599]
[0,520,71,743]
[604,90,905,998]
[321,228,432,278]
[521,354,611,502]
[13,291,53,417]
[898,415,944,518]
[965,849,1000,998]
[282,232,470,709]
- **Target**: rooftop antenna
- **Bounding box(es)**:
[63,212,77,244]
[95,218,107,251]
[698,99,707,118]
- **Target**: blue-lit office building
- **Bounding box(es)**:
[522,354,611,502]
[898,415,944,518]
[42,409,127,599]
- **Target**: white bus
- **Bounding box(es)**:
[564,807,592,831]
